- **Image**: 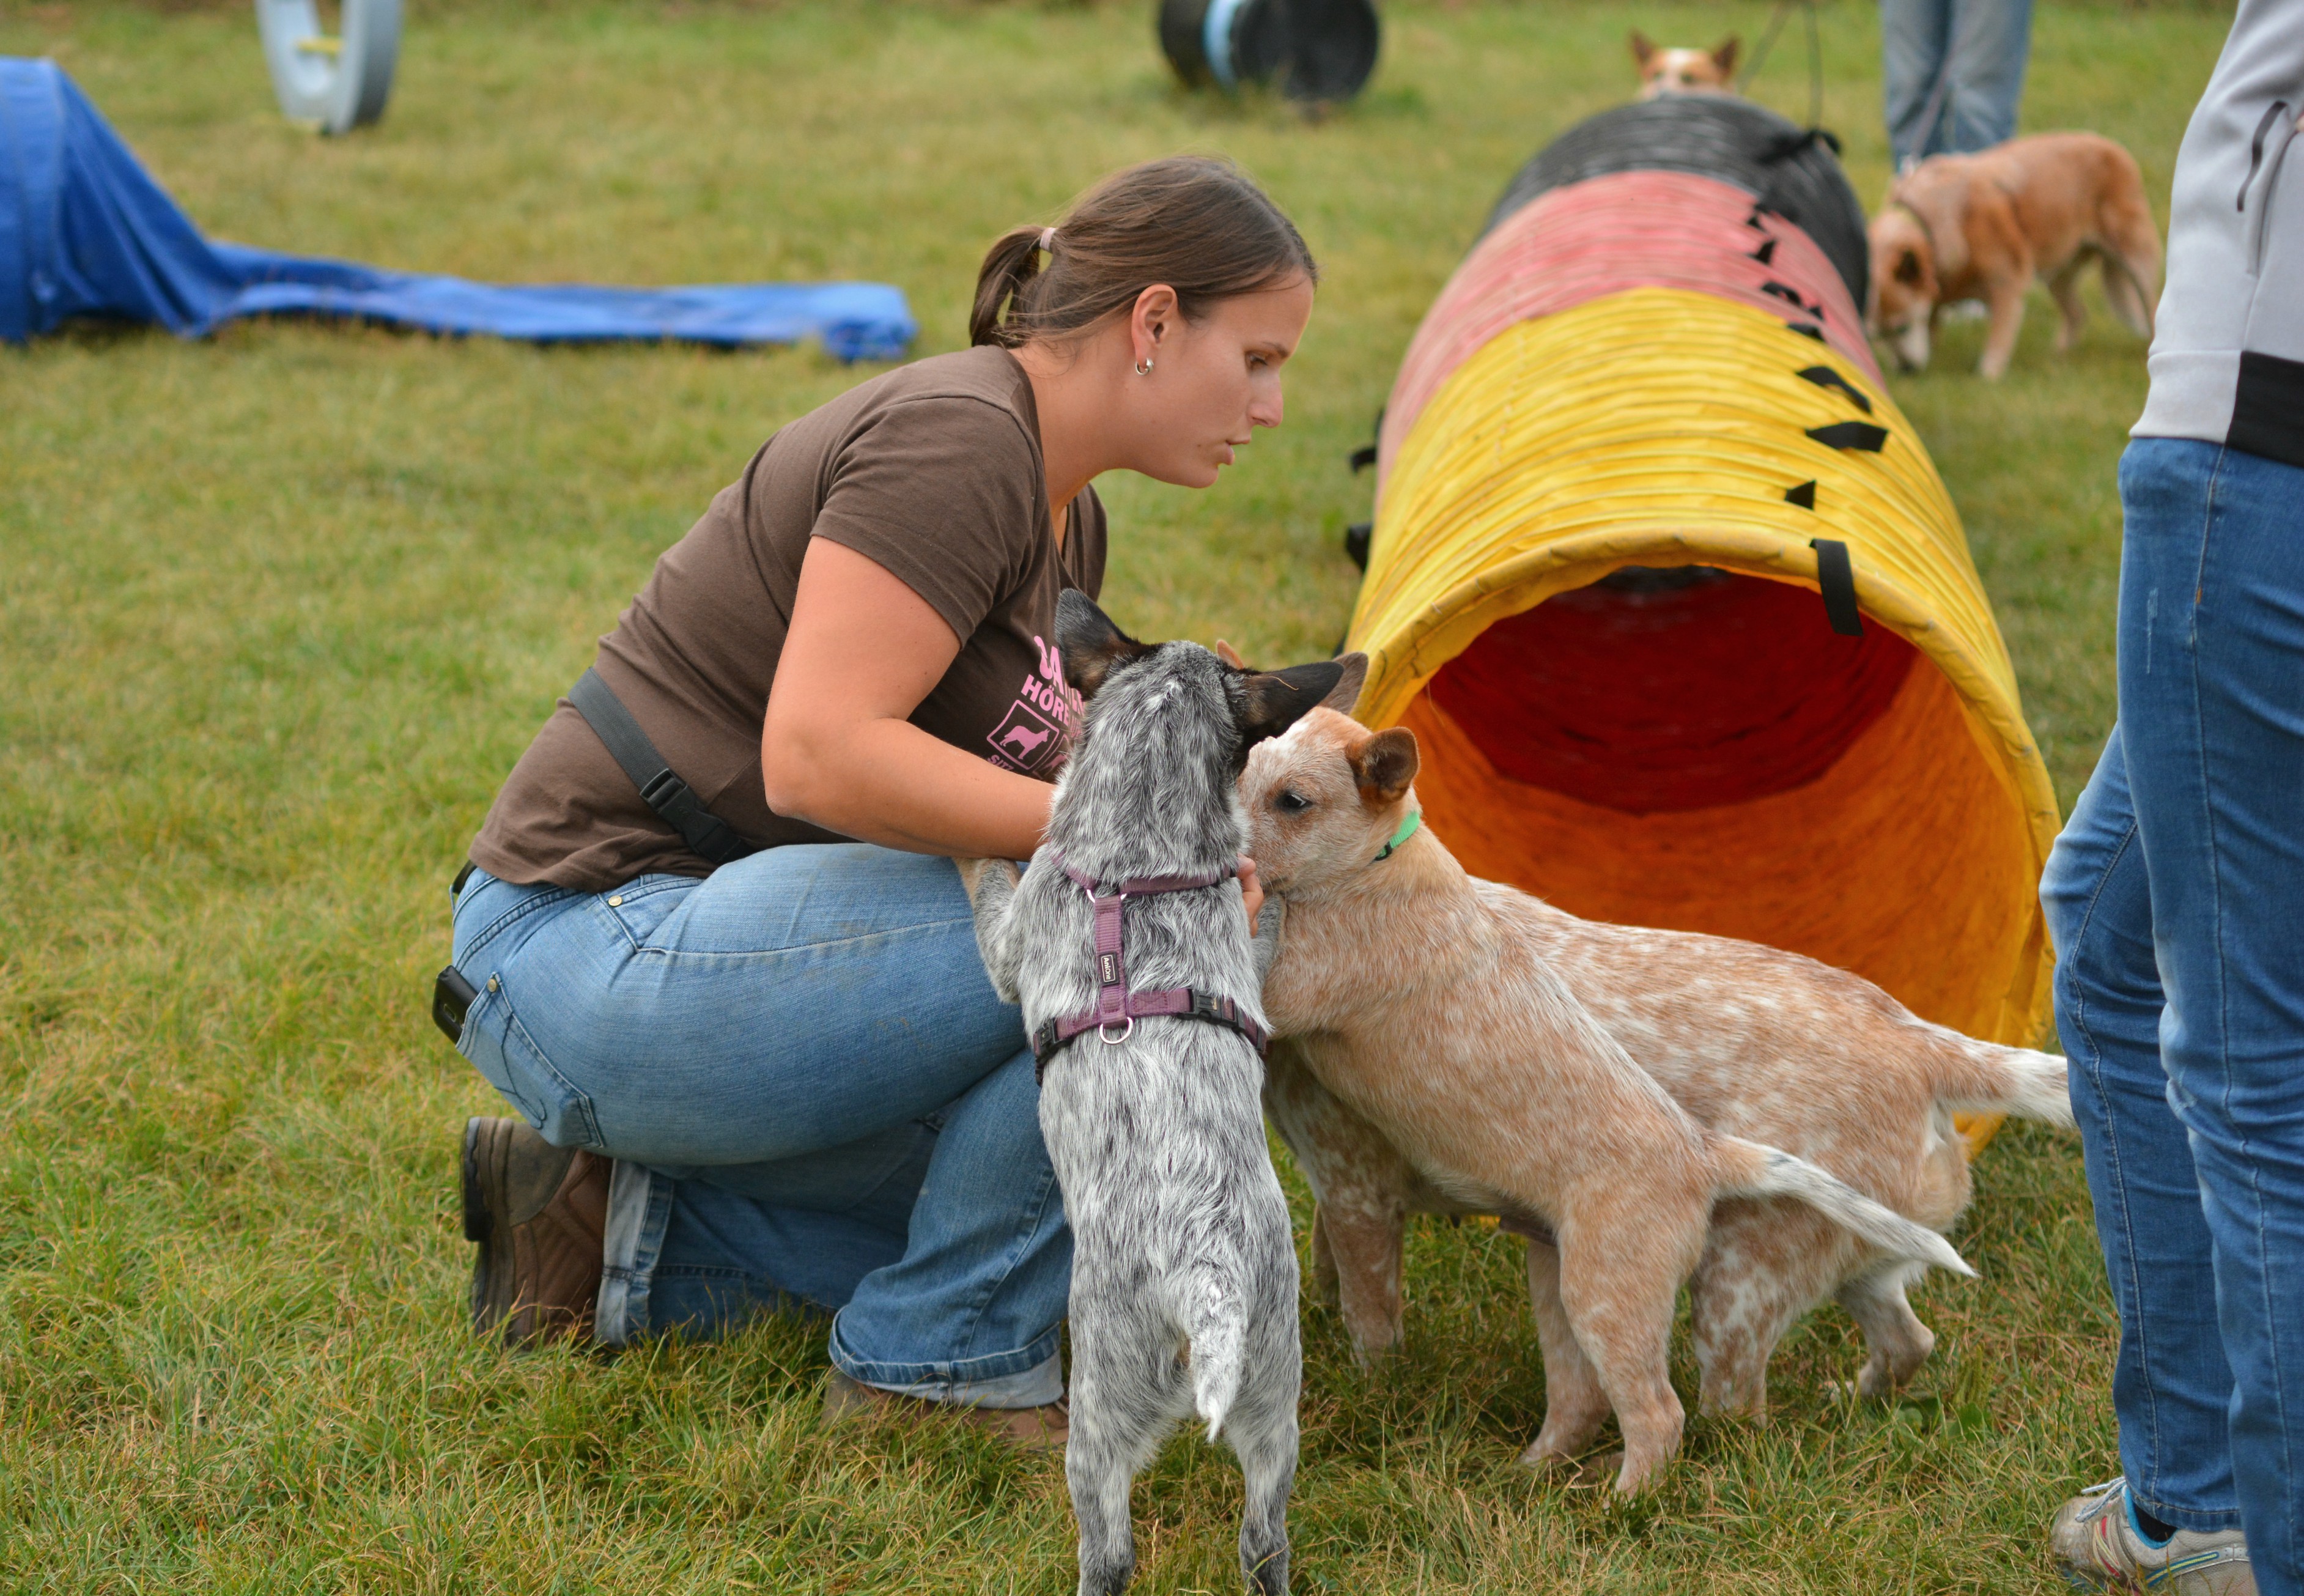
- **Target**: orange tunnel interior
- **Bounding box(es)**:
[1399,567,2044,1044]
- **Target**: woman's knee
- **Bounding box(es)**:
[2044,734,2153,986]
[2045,829,2156,1043]
[2043,768,2169,1117]
[2040,836,2095,969]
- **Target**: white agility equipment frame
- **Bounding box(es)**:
[255,0,401,135]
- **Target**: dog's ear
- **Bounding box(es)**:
[1893,246,1926,286]
[1322,652,1369,714]
[1213,639,1249,670]
[1712,34,1740,79]
[1350,728,1420,807]
[1233,660,1347,750]
[1057,589,1154,700]
[1629,28,1656,67]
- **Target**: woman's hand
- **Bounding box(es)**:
[762,539,1055,860]
[1240,855,1265,932]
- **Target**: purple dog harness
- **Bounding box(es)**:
[1031,855,1271,1083]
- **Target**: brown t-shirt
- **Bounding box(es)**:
[470,345,1107,892]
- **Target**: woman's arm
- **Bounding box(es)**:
[760,538,1265,926]
[762,538,1053,860]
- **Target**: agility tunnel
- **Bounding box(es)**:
[1351,98,2059,1127]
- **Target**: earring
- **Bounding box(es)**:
[1135,357,1154,376]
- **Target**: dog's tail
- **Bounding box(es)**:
[1929,1036,2077,1129]
[1186,1268,1248,1443]
[1709,1135,1976,1279]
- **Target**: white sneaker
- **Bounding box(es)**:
[2049,1478,2254,1594]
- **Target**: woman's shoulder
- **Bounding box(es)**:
[825,345,1036,440]
[757,347,1038,498]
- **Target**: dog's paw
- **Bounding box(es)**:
[954,857,1019,906]
[1851,1361,1907,1401]
[1524,1444,1647,1496]
[1518,1437,1601,1474]
[1824,1370,1897,1403]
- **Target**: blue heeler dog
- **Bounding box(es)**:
[962,591,1345,1596]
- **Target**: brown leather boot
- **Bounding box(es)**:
[462,1117,608,1348]
[819,1370,1069,1454]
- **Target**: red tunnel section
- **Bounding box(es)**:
[1427,569,1918,815]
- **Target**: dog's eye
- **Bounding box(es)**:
[1274,789,1313,815]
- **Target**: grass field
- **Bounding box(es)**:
[0,1,2236,1589]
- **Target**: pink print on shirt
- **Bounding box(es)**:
[984,632,1083,775]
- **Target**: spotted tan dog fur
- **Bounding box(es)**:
[1244,704,2077,1477]
[1233,690,1985,1492]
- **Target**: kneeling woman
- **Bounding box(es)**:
[446,158,1316,1444]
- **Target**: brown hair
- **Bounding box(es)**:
[969,157,1318,350]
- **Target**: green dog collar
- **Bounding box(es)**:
[1373,810,1422,863]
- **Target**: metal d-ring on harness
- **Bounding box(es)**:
[1031,857,1271,1083]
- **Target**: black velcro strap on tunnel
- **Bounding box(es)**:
[1809,539,1865,637]
[1806,420,1889,451]
[1761,280,1820,315]
[1796,365,1874,413]
[569,667,759,868]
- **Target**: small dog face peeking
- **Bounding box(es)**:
[1630,30,1740,98]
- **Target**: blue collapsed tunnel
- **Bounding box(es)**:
[0,58,915,359]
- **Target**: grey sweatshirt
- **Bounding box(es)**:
[2132,0,2304,468]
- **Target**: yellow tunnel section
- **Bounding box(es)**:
[1350,289,2061,1118]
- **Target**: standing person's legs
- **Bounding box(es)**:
[1880,0,1954,168]
[2118,437,2304,1592]
[1939,0,2031,155]
[452,843,1070,1406]
[2044,724,2242,1532]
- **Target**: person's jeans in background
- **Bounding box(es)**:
[449,844,1071,1407]
[2042,437,2304,1592]
[1881,0,2033,167]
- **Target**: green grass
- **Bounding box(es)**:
[0,0,2230,1589]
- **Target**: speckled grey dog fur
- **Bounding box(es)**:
[964,591,1343,1596]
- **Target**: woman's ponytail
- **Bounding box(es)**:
[967,157,1316,351]
[969,226,1049,349]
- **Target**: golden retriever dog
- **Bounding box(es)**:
[1242,704,2076,1482]
[1869,131,2161,379]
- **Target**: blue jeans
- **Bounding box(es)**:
[2043,438,2304,1589]
[449,844,1071,1406]
[1880,0,2032,168]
